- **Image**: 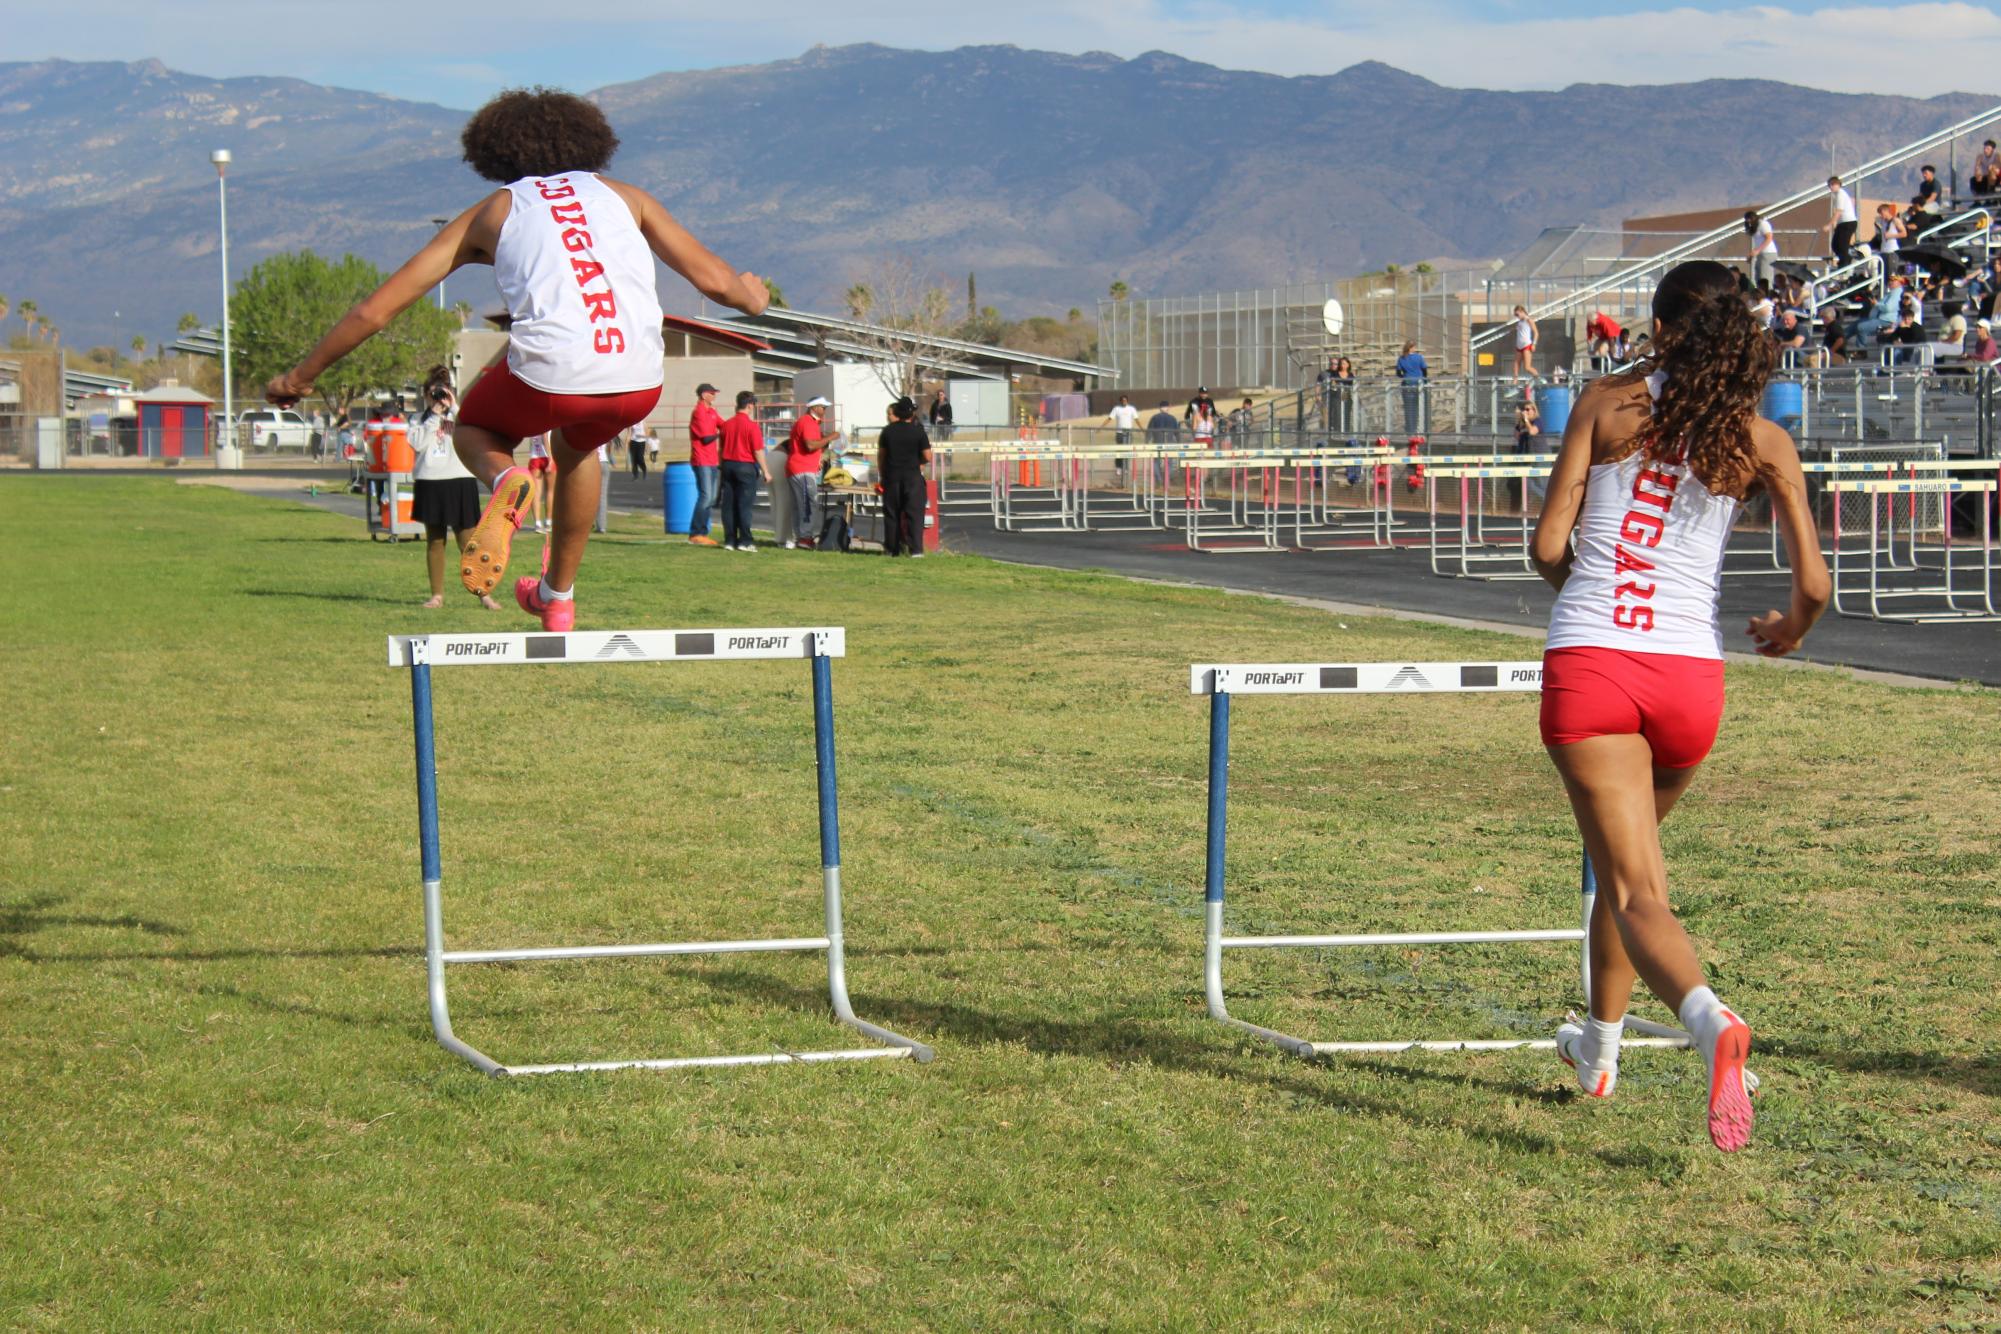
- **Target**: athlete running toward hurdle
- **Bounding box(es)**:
[1530,259,1830,1152]
[265,88,768,629]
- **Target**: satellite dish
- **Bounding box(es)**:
[1321,298,1345,338]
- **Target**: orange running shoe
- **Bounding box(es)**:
[460,467,534,596]
[1705,1012,1755,1153]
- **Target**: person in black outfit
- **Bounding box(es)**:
[877,396,932,557]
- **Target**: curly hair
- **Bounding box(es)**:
[460,87,619,183]
[1634,259,1775,492]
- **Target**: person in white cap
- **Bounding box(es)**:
[1970,319,1999,364]
[783,397,841,548]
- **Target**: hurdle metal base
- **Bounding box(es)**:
[400,629,934,1077]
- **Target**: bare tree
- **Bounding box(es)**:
[838,259,967,399]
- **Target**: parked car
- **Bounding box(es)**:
[238,407,315,452]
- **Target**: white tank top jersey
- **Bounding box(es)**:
[494,173,665,395]
[1546,375,1742,659]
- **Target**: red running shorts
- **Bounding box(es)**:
[458,360,662,453]
[1539,646,1725,770]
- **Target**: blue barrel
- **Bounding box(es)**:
[662,462,696,534]
[1534,383,1574,437]
[1761,380,1804,432]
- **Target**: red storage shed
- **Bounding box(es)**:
[133,384,213,460]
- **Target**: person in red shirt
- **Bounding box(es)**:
[686,383,723,546]
[783,396,842,549]
[717,390,771,551]
[1586,311,1625,369]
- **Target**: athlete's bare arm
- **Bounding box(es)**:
[265,192,510,405]
[1744,421,1830,656]
[600,177,768,317]
[1531,377,1622,588]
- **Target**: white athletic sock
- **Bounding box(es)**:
[537,577,574,604]
[1677,985,1734,1052]
[1580,1016,1624,1070]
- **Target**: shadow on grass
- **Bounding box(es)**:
[252,535,370,544]
[0,892,183,957]
[1766,1036,2001,1098]
[245,587,416,607]
[691,966,1692,1173]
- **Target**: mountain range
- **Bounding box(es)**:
[2,46,1996,351]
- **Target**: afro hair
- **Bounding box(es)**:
[460,87,619,183]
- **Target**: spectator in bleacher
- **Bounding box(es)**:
[1395,340,1428,434]
[1184,386,1216,425]
[1943,309,1968,352]
[1847,276,1904,347]
[1612,327,1633,363]
[1585,310,1623,368]
[1891,307,1927,365]
[1871,202,1907,259]
[1969,319,1999,363]
[1972,256,2001,321]
[1146,400,1179,444]
[1907,164,1942,224]
[1973,140,2001,198]
[1818,306,1849,363]
[1820,175,1859,262]
[1744,210,1778,289]
[1511,305,1536,380]
[1748,284,1777,328]
[1773,307,1811,362]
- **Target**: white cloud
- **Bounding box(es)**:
[4,1,2000,100]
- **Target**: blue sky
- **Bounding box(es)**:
[7,1,1998,108]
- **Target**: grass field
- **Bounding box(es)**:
[6,475,2001,1329]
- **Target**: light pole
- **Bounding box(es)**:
[432,217,450,309]
[212,148,241,470]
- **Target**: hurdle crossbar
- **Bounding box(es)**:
[392,626,934,1076]
[1189,660,1697,1059]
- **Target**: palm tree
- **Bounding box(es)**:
[1108,280,1129,302]
[17,299,38,342]
[452,300,473,328]
[130,335,148,361]
[0,295,10,326]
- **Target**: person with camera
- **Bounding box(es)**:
[409,368,502,611]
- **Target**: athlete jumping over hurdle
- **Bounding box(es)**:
[1530,260,1830,1152]
[265,88,769,630]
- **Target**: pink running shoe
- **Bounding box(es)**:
[514,576,575,632]
[461,467,535,596]
[1706,1012,1755,1153]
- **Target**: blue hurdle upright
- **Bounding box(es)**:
[392,626,933,1076]
[1191,659,1700,1058]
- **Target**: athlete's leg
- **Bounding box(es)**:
[453,422,518,490]
[1581,760,1703,1022]
[545,431,598,593]
[1548,734,1707,1012]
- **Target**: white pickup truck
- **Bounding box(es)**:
[237,406,316,452]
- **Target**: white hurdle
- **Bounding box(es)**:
[391,627,934,1076]
[1190,660,1700,1058]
